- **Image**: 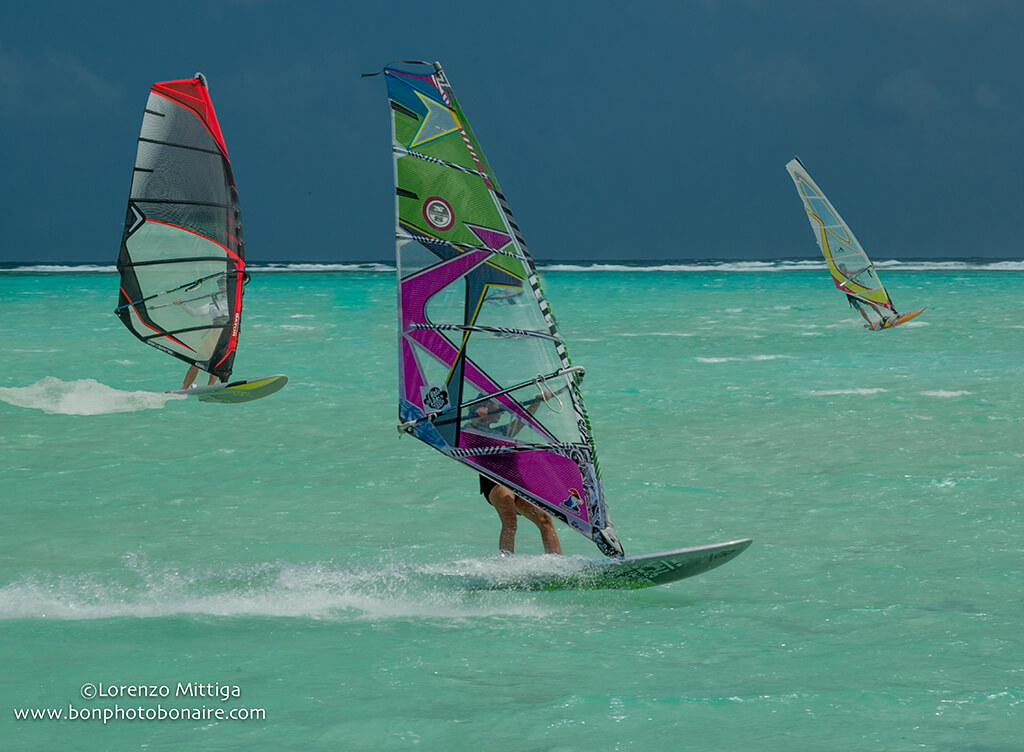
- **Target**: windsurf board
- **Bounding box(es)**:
[881,306,927,329]
[169,374,288,404]
[469,538,753,591]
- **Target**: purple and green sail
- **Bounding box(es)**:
[382,61,623,557]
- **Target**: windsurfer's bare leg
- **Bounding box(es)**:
[515,498,562,555]
[207,372,218,385]
[487,485,519,554]
[867,303,896,327]
[182,365,199,389]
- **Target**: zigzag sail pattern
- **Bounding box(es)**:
[382,61,623,557]
[785,157,894,312]
[115,73,246,382]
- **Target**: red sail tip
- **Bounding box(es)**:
[150,76,230,161]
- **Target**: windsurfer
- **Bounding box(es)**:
[846,294,895,329]
[470,396,562,555]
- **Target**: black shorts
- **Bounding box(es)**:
[479,476,526,516]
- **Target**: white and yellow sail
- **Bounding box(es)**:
[785,158,894,311]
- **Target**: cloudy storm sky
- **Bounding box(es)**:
[1,0,1021,263]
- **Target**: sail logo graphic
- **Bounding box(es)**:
[422,385,449,411]
[423,197,454,231]
[562,489,582,514]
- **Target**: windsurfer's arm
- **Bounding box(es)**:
[173,295,224,317]
[179,301,205,316]
[506,391,553,438]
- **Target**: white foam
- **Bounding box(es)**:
[255,262,394,273]
[0,556,561,622]
[618,332,694,337]
[0,264,116,273]
[5,259,1024,274]
[697,355,792,363]
[0,377,181,415]
[808,388,888,396]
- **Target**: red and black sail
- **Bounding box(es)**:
[115,73,245,382]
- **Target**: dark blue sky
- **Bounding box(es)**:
[2,0,1021,263]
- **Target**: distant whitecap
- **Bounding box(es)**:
[808,388,888,396]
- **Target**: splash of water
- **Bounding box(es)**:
[0,377,183,415]
[0,555,569,622]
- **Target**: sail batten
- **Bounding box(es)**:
[116,74,245,382]
[397,228,527,261]
[393,146,492,179]
[119,257,230,268]
[130,198,232,208]
[411,323,563,341]
[137,137,224,156]
[383,61,623,557]
[400,365,583,428]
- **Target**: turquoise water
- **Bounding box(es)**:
[1,267,1021,750]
